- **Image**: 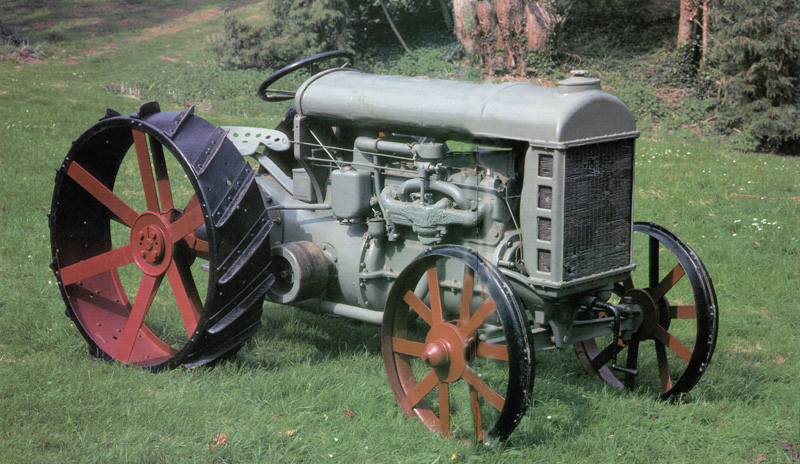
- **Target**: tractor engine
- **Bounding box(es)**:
[255,67,638,328]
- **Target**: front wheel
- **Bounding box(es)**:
[574,222,719,398]
[382,246,534,444]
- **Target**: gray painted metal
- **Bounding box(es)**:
[251,67,642,348]
[295,69,638,148]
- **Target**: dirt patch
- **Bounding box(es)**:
[137,8,224,39]
[655,88,689,109]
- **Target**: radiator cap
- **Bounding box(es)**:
[558,70,601,94]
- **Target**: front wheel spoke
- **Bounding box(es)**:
[651,263,686,301]
[166,260,201,337]
[655,340,674,393]
[438,382,450,436]
[589,339,625,372]
[132,129,160,213]
[427,268,443,325]
[66,162,138,226]
[392,337,425,357]
[652,324,693,363]
[463,366,504,412]
[60,244,134,286]
[624,340,640,389]
[475,341,508,361]
[117,274,163,363]
[407,370,438,409]
[459,298,497,339]
[670,304,697,319]
[648,236,660,288]
[403,290,433,327]
[613,276,635,297]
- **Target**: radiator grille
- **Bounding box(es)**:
[562,140,634,280]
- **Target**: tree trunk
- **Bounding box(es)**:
[525,0,557,51]
[453,0,556,75]
[677,0,699,45]
[701,0,711,62]
[453,0,480,55]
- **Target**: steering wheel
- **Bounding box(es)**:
[256,50,355,102]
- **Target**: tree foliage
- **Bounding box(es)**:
[710,0,800,151]
[211,0,351,70]
[210,0,444,71]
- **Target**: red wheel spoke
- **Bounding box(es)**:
[193,238,210,260]
[463,366,504,412]
[670,305,697,319]
[427,268,443,325]
[651,263,686,301]
[613,276,634,297]
[66,162,139,226]
[117,274,163,363]
[652,324,693,363]
[166,260,201,337]
[655,340,674,393]
[403,290,433,327]
[60,244,134,286]
[459,298,496,338]
[649,235,660,288]
[169,204,205,243]
[624,340,639,390]
[469,386,484,442]
[180,197,209,258]
[589,338,626,372]
[132,129,160,213]
[392,337,425,357]
[184,194,200,212]
[460,266,474,320]
[407,370,438,409]
[149,138,174,212]
[438,381,450,436]
[475,341,509,361]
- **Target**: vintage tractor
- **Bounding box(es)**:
[50,51,718,444]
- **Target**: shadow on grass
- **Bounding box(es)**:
[231,303,383,372]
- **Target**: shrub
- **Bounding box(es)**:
[210,1,351,70]
[710,0,800,152]
[210,0,447,71]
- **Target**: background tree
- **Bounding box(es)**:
[677,0,700,46]
[453,0,557,75]
[710,0,800,151]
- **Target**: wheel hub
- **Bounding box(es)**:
[131,212,173,276]
[422,323,467,383]
[626,288,669,341]
[138,225,165,263]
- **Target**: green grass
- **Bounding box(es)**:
[1,2,798,463]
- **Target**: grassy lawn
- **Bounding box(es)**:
[0,2,798,462]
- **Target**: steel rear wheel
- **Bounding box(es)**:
[382,246,533,444]
[574,222,719,398]
[50,103,275,370]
